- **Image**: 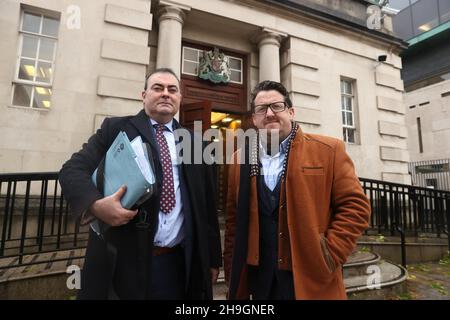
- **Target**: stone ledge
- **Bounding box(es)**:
[104,4,152,31]
[101,39,150,65]
[97,76,143,100]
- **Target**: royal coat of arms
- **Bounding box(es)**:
[198,48,231,84]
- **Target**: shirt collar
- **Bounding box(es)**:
[259,133,291,158]
[150,118,174,132]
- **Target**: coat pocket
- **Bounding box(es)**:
[319,233,336,274]
[302,167,324,175]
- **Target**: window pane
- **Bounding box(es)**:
[33,86,51,108]
[341,111,347,125]
[345,97,352,111]
[341,80,350,94]
[183,60,198,75]
[22,12,41,33]
[36,61,52,83]
[229,57,241,70]
[393,8,415,39]
[389,0,410,11]
[230,70,241,83]
[343,128,347,142]
[439,0,450,23]
[346,112,353,126]
[12,84,32,107]
[347,129,355,143]
[183,47,198,62]
[39,38,56,61]
[412,0,439,35]
[42,16,59,37]
[344,81,352,94]
[21,35,39,58]
[18,58,36,81]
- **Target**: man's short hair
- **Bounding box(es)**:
[250,80,293,111]
[144,68,180,90]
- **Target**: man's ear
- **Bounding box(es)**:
[142,91,146,99]
[289,107,295,119]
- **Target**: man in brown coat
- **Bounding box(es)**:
[223,80,371,300]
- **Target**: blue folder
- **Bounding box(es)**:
[91,131,156,209]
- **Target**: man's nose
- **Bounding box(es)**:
[265,106,275,117]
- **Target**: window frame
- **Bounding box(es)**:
[11,9,60,110]
[340,78,359,144]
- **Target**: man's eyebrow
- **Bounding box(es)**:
[151,83,179,88]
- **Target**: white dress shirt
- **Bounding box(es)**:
[259,134,290,191]
[150,119,184,247]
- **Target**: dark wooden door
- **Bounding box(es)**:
[180,101,211,132]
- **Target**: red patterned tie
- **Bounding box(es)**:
[154,124,176,214]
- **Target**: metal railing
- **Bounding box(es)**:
[0,172,88,271]
[1,173,449,271]
[361,177,450,266]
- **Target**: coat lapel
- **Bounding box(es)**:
[130,109,158,151]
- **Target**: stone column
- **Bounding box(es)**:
[257,28,286,82]
[156,2,190,78]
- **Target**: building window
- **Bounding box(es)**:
[340,78,358,144]
[181,46,243,84]
[182,47,201,76]
[11,9,60,109]
[228,57,242,83]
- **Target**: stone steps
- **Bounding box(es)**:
[213,251,408,300]
[0,248,407,299]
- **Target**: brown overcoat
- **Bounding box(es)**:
[223,128,371,299]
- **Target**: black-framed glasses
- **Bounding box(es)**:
[253,101,288,115]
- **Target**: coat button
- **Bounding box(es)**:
[279,232,283,237]
[279,258,283,263]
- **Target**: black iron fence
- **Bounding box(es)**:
[361,177,450,266]
[0,172,88,271]
[1,173,449,271]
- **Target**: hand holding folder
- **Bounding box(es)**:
[90,131,156,234]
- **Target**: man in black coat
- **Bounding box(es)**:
[59,68,222,299]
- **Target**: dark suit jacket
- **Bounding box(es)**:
[59,109,222,299]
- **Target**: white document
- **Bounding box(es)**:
[130,136,155,185]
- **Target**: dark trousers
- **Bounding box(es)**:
[249,266,295,300]
[149,248,186,299]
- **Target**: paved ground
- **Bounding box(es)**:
[383,255,450,300]
[400,258,450,300]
